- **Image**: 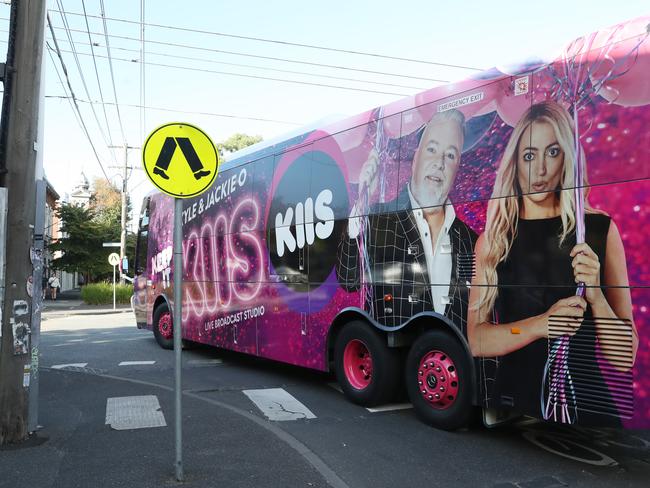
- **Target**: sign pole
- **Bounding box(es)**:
[112,264,116,310]
[173,197,183,481]
[141,121,219,483]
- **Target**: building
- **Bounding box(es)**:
[44,178,78,293]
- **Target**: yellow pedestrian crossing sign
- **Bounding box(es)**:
[142,122,220,198]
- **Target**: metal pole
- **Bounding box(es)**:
[28,180,46,433]
[173,197,183,481]
[120,144,127,284]
[112,265,116,310]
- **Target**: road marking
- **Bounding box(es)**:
[51,363,88,370]
[118,361,156,366]
[105,395,166,430]
[91,340,114,344]
[243,388,317,421]
[187,359,223,366]
[366,403,413,413]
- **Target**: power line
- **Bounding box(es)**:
[99,0,126,144]
[46,48,86,139]
[46,13,110,183]
[47,8,484,71]
[45,95,302,125]
[54,47,411,97]
[139,0,145,143]
[55,0,115,161]
[46,36,427,91]
[31,19,449,84]
[80,0,116,161]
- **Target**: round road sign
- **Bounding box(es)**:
[108,253,120,266]
[142,122,220,198]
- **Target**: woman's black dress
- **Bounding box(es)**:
[492,213,626,424]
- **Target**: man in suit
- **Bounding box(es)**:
[337,109,477,335]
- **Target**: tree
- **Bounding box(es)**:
[49,179,136,282]
[89,178,122,227]
[216,133,262,158]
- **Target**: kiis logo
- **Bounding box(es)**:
[274,189,334,257]
[268,150,348,292]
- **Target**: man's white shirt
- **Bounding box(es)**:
[407,186,454,315]
[346,186,454,315]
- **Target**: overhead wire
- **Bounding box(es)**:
[139,0,145,143]
[99,0,126,144]
[45,95,301,125]
[26,19,450,84]
[46,36,427,91]
[47,8,484,71]
[54,47,411,97]
[46,13,110,182]
[80,0,116,161]
[55,0,116,161]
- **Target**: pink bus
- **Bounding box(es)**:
[134,16,650,430]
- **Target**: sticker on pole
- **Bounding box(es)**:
[142,122,220,198]
[108,253,120,266]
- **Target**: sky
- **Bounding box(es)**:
[0,0,648,230]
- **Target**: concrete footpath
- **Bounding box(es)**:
[0,298,336,488]
[0,369,330,488]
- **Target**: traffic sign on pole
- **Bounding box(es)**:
[108,253,120,310]
[143,122,219,481]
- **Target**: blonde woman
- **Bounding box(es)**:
[467,101,638,421]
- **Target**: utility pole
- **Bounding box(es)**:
[108,144,140,283]
[0,0,47,445]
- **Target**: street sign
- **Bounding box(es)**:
[102,242,121,248]
[142,122,220,198]
[143,122,219,481]
[108,253,120,266]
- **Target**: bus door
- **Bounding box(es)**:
[259,148,313,366]
[133,197,151,327]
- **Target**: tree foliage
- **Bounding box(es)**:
[49,179,136,282]
[216,133,262,157]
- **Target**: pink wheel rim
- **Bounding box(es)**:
[416,350,459,410]
[158,312,173,340]
[343,339,373,390]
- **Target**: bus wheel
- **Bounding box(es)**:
[153,303,174,350]
[405,329,471,430]
[334,321,400,407]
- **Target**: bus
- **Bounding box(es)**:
[133,15,650,431]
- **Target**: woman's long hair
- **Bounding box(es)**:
[477,101,591,323]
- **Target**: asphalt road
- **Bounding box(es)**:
[33,310,650,488]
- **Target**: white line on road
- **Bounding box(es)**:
[51,363,89,370]
[118,361,156,366]
[243,388,317,421]
[366,403,413,413]
[187,359,223,366]
[105,395,166,430]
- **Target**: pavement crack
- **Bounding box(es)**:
[271,400,305,418]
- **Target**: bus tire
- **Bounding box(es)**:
[153,302,174,350]
[334,320,400,407]
[406,329,472,430]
